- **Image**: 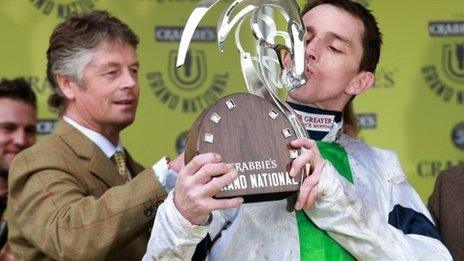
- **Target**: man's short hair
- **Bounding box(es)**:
[0,78,37,110]
[301,0,382,73]
[46,10,139,113]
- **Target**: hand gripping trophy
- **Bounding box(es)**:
[179,0,309,202]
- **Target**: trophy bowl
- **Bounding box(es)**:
[185,93,301,202]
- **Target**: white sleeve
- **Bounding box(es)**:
[152,157,177,192]
[305,160,452,261]
[142,191,208,261]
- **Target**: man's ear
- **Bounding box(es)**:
[55,75,78,100]
[346,71,375,95]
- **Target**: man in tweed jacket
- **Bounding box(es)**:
[7,10,240,260]
[428,163,464,260]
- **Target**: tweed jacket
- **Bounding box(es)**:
[428,163,464,261]
[7,120,167,260]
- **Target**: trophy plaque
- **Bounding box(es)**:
[179,0,309,202]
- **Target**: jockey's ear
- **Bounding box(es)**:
[346,71,374,95]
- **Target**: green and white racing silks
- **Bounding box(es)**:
[144,134,452,261]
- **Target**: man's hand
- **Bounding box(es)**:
[168,152,185,173]
[174,153,243,225]
[289,138,326,211]
[0,243,14,261]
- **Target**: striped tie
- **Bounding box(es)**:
[112,151,129,181]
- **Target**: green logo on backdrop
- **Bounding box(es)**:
[442,43,464,84]
[148,24,229,113]
[147,49,229,113]
[422,21,464,105]
[29,0,97,18]
[169,50,207,91]
[422,42,464,105]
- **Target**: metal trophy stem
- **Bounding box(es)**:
[178,0,308,141]
[179,0,311,201]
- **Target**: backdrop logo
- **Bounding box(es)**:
[422,42,464,105]
[147,49,229,113]
[29,0,97,18]
[175,131,189,154]
[356,113,377,129]
[155,26,216,42]
[169,50,207,91]
[417,159,464,177]
[372,68,397,89]
[452,122,464,150]
[442,43,464,83]
[37,119,56,135]
[429,21,464,37]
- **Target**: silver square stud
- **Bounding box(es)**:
[282,128,292,138]
[226,99,236,109]
[204,133,214,143]
[290,150,299,159]
[210,113,221,124]
[268,109,279,120]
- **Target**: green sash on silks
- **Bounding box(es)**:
[295,141,355,260]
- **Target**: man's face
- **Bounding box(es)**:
[288,4,366,111]
[66,40,140,134]
[0,98,37,169]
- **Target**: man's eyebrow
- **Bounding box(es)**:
[327,32,352,46]
[99,61,140,69]
[99,62,119,69]
[305,26,352,46]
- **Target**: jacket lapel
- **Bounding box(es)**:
[54,120,126,187]
[88,149,126,187]
[125,149,145,177]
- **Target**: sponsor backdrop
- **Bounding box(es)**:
[0,0,463,201]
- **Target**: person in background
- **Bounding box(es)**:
[428,163,464,260]
[0,77,37,261]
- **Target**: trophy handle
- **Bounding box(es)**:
[176,0,223,67]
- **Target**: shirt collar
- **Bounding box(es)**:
[63,116,124,158]
[287,101,343,143]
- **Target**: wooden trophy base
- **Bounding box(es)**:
[185,93,300,203]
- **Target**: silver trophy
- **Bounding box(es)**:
[180,0,309,202]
